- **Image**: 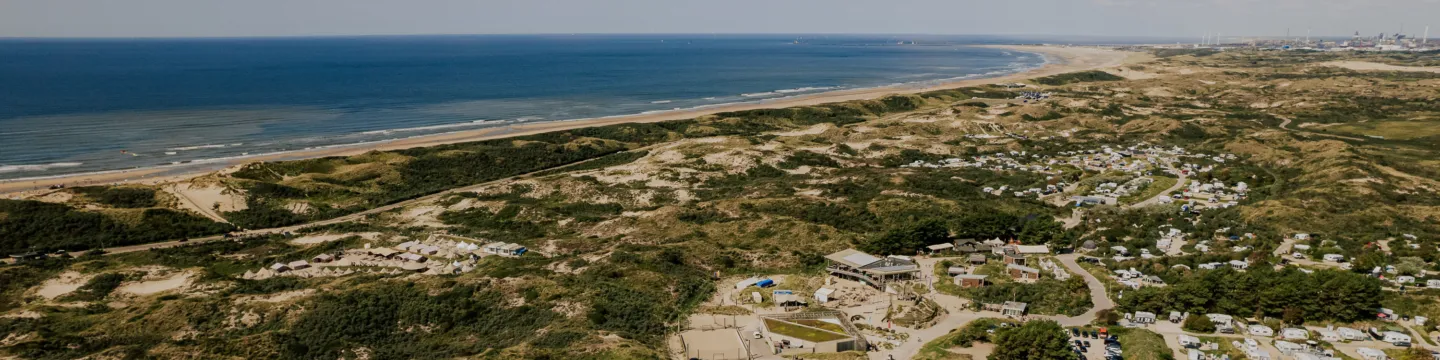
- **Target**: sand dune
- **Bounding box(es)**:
[1321,61,1440,73]
[117,272,192,296]
[0,45,1140,196]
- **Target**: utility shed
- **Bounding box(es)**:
[1000,301,1028,316]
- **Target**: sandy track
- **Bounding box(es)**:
[164,183,234,224]
[1,45,1141,196]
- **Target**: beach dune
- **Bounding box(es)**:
[0,45,1140,196]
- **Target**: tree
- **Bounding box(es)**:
[1183,314,1216,333]
[1018,217,1071,245]
[1282,307,1306,326]
[861,219,949,255]
[1095,308,1122,326]
[1394,257,1426,276]
[1353,251,1387,274]
[991,320,1073,360]
[1118,286,1172,314]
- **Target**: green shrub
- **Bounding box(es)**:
[62,273,128,302]
[71,187,158,208]
[1034,71,1125,86]
[1182,314,1216,333]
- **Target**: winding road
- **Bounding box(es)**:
[1043,254,1114,327]
[1126,170,1188,209]
[874,253,1117,359]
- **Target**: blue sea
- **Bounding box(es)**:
[0,34,1051,180]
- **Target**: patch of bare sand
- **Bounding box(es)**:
[399,205,449,228]
[903,117,940,123]
[34,272,91,300]
[1320,61,1440,73]
[290,232,381,245]
[284,202,312,215]
[117,272,192,296]
[237,289,315,304]
[165,183,245,223]
[949,342,996,359]
[770,123,831,137]
[1111,67,1158,80]
[1,311,42,320]
[702,150,759,173]
[30,191,72,204]
[1143,87,1175,97]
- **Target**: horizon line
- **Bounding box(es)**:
[0,32,1217,41]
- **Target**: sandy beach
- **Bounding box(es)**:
[0,45,1141,196]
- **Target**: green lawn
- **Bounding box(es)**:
[764,318,850,342]
[792,319,848,334]
[1120,176,1178,204]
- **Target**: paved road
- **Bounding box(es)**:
[1044,254,1114,327]
[1273,236,1297,257]
[61,149,642,258]
[1126,170,1188,209]
[1273,114,1368,142]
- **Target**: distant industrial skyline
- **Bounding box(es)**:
[2,0,1438,39]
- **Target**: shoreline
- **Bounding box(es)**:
[0,45,1141,196]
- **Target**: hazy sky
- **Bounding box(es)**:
[2,0,1438,38]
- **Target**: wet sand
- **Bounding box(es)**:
[0,45,1142,196]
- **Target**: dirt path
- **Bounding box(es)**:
[166,183,230,224]
[872,311,988,360]
[1272,115,1369,142]
[1273,235,1298,257]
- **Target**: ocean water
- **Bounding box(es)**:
[0,35,1047,179]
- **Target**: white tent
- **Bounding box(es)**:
[814,288,836,303]
[735,277,759,290]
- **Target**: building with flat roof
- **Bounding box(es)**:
[1002,251,1026,266]
[758,312,866,355]
[955,274,988,288]
[1001,301,1028,316]
[1007,263,1041,281]
[967,253,987,265]
[824,249,919,288]
[482,242,528,257]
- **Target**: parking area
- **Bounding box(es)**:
[1067,327,1120,360]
